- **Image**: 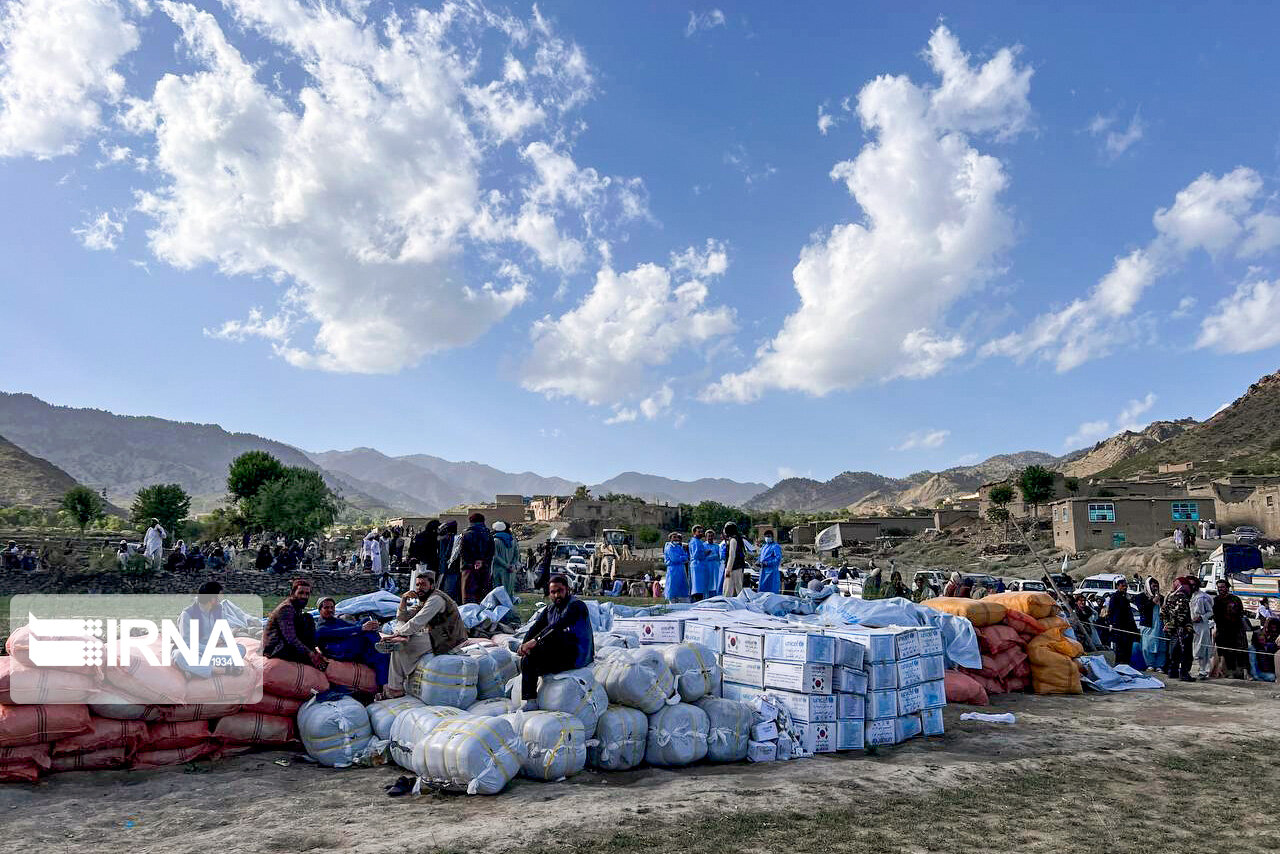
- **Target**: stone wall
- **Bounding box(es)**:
[0,567,382,598]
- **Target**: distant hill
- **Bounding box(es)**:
[1059,419,1198,478]
[744,452,1058,513]
[398,453,579,501]
[591,472,769,506]
[309,448,478,513]
[0,393,404,516]
[1099,369,1280,478]
[0,433,115,511]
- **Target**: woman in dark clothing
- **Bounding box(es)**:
[1250,617,1279,681]
[1213,579,1250,678]
[409,520,440,570]
[255,543,273,570]
[437,520,462,602]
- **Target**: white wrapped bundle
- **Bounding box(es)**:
[461,645,519,700]
[388,705,466,772]
[468,698,518,717]
[510,710,586,781]
[588,705,647,771]
[662,642,721,702]
[419,715,523,795]
[594,631,639,651]
[694,697,753,762]
[529,667,607,739]
[594,648,678,714]
[406,654,479,709]
[297,696,374,768]
[645,703,709,767]
[366,696,425,741]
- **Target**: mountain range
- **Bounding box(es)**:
[1,367,1276,519]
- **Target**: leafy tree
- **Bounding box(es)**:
[1064,477,1080,494]
[227,451,288,504]
[245,467,338,541]
[686,500,752,533]
[1017,466,1056,520]
[633,525,661,547]
[988,483,1015,508]
[61,486,105,536]
[131,483,192,538]
[572,485,592,501]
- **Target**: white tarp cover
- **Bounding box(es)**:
[662,642,721,702]
[646,703,710,766]
[694,697,753,762]
[594,647,678,714]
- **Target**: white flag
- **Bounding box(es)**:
[815,524,842,552]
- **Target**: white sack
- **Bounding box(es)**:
[407,653,479,709]
[645,703,710,767]
[594,647,678,714]
[468,698,518,717]
[694,697,753,763]
[461,645,519,700]
[388,705,467,773]
[298,696,374,768]
[663,642,721,702]
[527,666,607,739]
[510,710,587,781]
[419,715,524,795]
[366,696,426,741]
[588,704,648,771]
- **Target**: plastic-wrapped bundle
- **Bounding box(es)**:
[462,645,519,700]
[406,654,479,709]
[366,696,426,741]
[694,697,752,762]
[532,667,608,739]
[594,631,639,651]
[419,715,523,795]
[588,705,647,771]
[594,648,677,714]
[298,696,374,768]
[646,703,709,766]
[662,642,720,702]
[388,705,465,771]
[510,710,586,781]
[468,698,518,717]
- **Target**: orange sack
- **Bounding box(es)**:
[243,693,303,717]
[144,720,211,750]
[0,657,100,705]
[52,717,147,756]
[49,746,130,772]
[1026,634,1084,695]
[977,624,1022,655]
[257,657,328,700]
[943,670,989,706]
[158,703,243,722]
[922,597,1007,627]
[323,660,378,693]
[134,742,218,769]
[212,712,295,745]
[983,591,1056,619]
[0,703,92,747]
[1001,609,1047,638]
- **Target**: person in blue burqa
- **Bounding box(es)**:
[756,529,783,594]
[314,596,390,688]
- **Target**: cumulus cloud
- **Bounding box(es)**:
[73,209,125,250]
[710,26,1031,402]
[522,241,736,418]
[685,9,725,37]
[1088,109,1144,158]
[1197,277,1280,354]
[894,429,950,451]
[817,102,845,136]
[69,0,646,374]
[983,167,1280,371]
[1064,392,1156,449]
[0,0,139,158]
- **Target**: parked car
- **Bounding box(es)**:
[1234,525,1263,544]
[913,569,948,592]
[1077,573,1125,595]
[1042,572,1075,594]
[962,573,1003,592]
[1007,579,1047,592]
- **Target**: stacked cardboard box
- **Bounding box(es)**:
[826,626,946,747]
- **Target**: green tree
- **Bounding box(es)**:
[1064,476,1080,494]
[687,500,752,533]
[246,467,338,540]
[131,483,192,538]
[60,485,105,536]
[572,485,592,501]
[1017,466,1056,520]
[227,451,288,504]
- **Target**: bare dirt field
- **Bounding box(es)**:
[2,676,1277,854]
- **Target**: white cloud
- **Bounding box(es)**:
[711,26,1031,402]
[684,9,725,37]
[894,429,950,451]
[817,102,845,136]
[723,144,776,187]
[522,242,736,414]
[0,0,139,158]
[1171,295,1196,318]
[73,209,125,250]
[1196,277,1280,354]
[85,0,643,374]
[1064,392,1157,449]
[983,167,1278,370]
[1089,109,1144,157]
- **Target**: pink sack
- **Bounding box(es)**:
[943,670,990,706]
[258,657,328,700]
[242,693,303,717]
[49,746,129,773]
[133,742,218,769]
[322,660,377,693]
[52,717,146,756]
[0,657,100,704]
[144,720,211,750]
[0,703,92,747]
[157,703,243,722]
[212,712,294,745]
[103,655,188,705]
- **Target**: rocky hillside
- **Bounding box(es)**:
[594,472,770,506]
[1059,419,1198,478]
[1099,368,1280,477]
[745,452,1058,513]
[0,434,87,509]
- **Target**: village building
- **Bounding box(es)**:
[1050,496,1212,552]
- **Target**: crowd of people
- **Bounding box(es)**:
[658,523,782,602]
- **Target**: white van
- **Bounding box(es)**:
[1076,573,1126,596]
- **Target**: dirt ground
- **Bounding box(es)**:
[1,676,1277,854]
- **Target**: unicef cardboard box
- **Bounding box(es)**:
[920,654,945,682]
[835,693,864,720]
[792,721,835,754]
[894,656,926,689]
[895,683,925,715]
[866,662,898,692]
[825,634,867,670]
[833,666,867,695]
[865,690,897,720]
[750,719,778,741]
[768,689,836,723]
[682,621,724,650]
[921,707,945,736]
[842,626,921,662]
[613,615,695,644]
[916,626,944,656]
[720,654,765,688]
[835,719,865,751]
[720,680,764,704]
[746,740,777,762]
[865,713,923,746]
[764,661,833,695]
[763,631,835,665]
[920,679,946,709]
[722,626,770,659]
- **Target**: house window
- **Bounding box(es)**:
[1268,495,1275,507]
[1171,501,1199,521]
[1087,503,1115,523]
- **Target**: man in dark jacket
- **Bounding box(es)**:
[517,574,594,709]
[1103,578,1139,667]
[262,578,327,670]
[459,513,495,604]
[408,520,439,572]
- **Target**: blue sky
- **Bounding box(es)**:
[2,0,1279,488]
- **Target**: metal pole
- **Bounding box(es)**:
[1007,514,1098,652]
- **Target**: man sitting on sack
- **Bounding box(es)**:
[377,569,468,699]
[516,574,595,711]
